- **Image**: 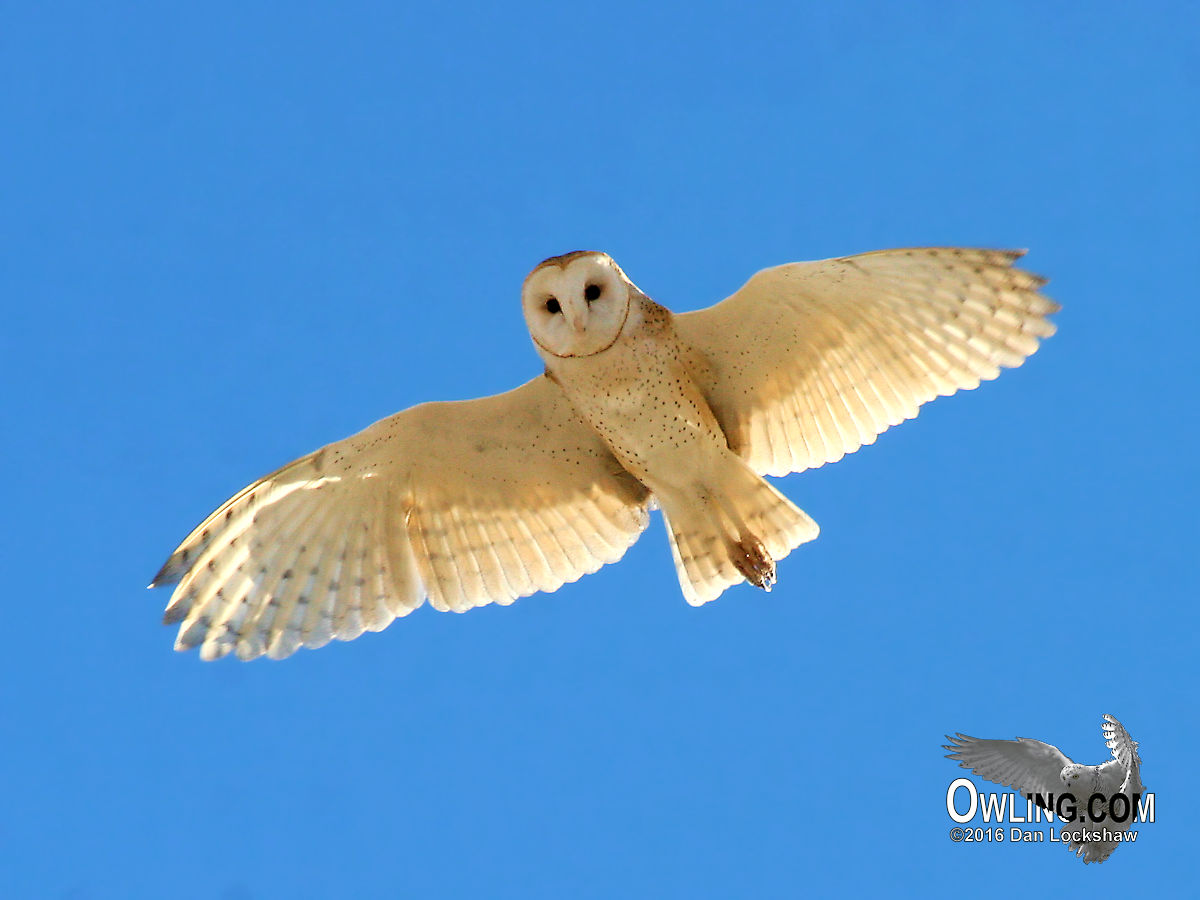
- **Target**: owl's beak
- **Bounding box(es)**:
[565,309,587,335]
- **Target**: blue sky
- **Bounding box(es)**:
[2,1,1195,896]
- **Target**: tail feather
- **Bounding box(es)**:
[660,461,819,605]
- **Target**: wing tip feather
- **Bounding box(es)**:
[149,556,185,589]
[162,602,190,626]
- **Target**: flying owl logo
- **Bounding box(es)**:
[151,247,1058,660]
[945,714,1145,864]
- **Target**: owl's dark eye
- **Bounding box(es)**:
[584,284,601,302]
[545,297,561,314]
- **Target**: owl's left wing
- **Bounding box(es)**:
[673,248,1059,477]
[1102,714,1145,796]
[151,375,651,660]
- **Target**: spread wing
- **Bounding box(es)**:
[943,733,1071,803]
[1064,716,1142,866]
[1102,714,1144,796]
[150,376,651,660]
[673,248,1059,477]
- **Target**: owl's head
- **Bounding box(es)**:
[522,251,635,358]
[1060,763,1084,784]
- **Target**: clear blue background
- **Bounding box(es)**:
[2,2,1195,896]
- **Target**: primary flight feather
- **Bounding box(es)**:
[151,247,1058,660]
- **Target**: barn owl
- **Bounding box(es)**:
[945,715,1145,863]
[151,247,1058,660]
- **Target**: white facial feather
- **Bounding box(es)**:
[521,251,633,358]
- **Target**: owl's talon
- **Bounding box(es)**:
[731,537,776,591]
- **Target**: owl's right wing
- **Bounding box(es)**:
[673,248,1059,478]
[150,375,652,661]
[943,733,1072,803]
[1102,714,1145,795]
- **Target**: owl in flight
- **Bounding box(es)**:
[152,247,1058,660]
[945,715,1145,863]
